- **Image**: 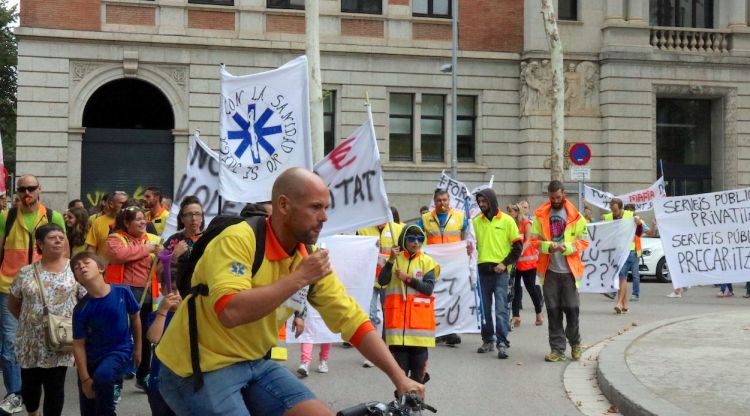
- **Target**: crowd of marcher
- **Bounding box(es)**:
[0,170,738,416]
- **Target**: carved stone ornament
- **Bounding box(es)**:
[71,62,101,83]
[519,60,599,116]
[156,66,189,90]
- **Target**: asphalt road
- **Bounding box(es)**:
[3,281,747,415]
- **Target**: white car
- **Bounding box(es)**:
[639,237,670,283]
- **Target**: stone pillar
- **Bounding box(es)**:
[67,128,84,202]
[627,0,645,24]
[728,1,747,27]
[172,129,190,197]
[605,0,625,23]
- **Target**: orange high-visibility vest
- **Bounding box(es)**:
[421,209,464,245]
[105,231,161,299]
[516,218,538,271]
[382,251,440,348]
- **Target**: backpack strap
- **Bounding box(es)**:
[4,207,17,240]
[188,215,267,392]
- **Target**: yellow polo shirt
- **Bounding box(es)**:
[156,220,370,377]
[472,211,522,264]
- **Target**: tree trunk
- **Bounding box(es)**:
[540,0,565,182]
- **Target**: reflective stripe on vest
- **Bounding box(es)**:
[421,209,464,245]
[382,252,437,347]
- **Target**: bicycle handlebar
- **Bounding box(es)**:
[337,393,437,416]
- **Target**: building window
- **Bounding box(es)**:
[323,91,336,155]
[457,96,476,162]
[389,94,414,161]
[421,94,445,162]
[557,0,577,21]
[656,98,712,196]
[413,0,451,18]
[189,0,234,5]
[342,0,382,14]
[649,0,713,28]
[267,0,304,10]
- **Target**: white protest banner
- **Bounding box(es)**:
[423,241,480,336]
[287,235,378,344]
[219,56,313,203]
[654,187,750,288]
[585,177,666,213]
[430,173,484,218]
[315,107,392,237]
[162,133,243,239]
[578,219,636,293]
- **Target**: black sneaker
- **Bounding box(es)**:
[135,377,148,392]
[445,334,462,346]
[497,345,509,359]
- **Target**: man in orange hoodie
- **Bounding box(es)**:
[530,181,589,363]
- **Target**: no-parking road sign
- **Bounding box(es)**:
[569,143,591,166]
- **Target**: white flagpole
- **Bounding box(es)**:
[306,0,324,163]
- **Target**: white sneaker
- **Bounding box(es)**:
[317,361,329,373]
[362,359,374,368]
[666,292,681,298]
[297,363,309,377]
[0,393,23,413]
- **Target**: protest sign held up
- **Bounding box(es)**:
[423,241,480,336]
[161,133,242,239]
[578,219,636,293]
[218,56,313,203]
[655,187,750,288]
[315,107,392,237]
[286,235,378,344]
[585,177,666,213]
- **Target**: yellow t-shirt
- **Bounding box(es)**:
[146,208,169,236]
[472,211,522,264]
[85,214,115,260]
[156,221,369,377]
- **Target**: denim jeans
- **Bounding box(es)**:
[720,283,734,293]
[619,251,640,297]
[159,359,316,416]
[0,293,21,395]
[478,270,510,347]
[369,287,384,323]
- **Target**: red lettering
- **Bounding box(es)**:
[328,136,358,170]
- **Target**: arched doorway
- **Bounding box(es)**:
[81,79,175,208]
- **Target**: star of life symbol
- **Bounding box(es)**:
[231,262,246,276]
[228,104,283,164]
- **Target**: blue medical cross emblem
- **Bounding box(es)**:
[231,262,246,276]
[228,104,283,164]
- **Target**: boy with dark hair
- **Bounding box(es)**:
[70,252,142,416]
[378,224,439,383]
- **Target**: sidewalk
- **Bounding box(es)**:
[597,310,750,416]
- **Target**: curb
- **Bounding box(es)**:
[595,314,715,416]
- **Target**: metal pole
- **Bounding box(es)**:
[306,0,324,163]
[450,0,458,179]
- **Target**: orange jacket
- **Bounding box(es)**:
[530,200,589,284]
[516,218,538,271]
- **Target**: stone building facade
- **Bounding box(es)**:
[13,0,750,217]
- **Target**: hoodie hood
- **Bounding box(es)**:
[397,224,427,251]
[476,188,499,219]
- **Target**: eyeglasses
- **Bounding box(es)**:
[181,212,203,218]
[17,186,39,194]
[405,235,425,243]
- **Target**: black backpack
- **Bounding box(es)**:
[3,207,56,265]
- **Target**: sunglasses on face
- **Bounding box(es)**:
[17,186,39,194]
[405,235,425,243]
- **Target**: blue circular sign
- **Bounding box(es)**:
[569,143,591,166]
